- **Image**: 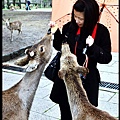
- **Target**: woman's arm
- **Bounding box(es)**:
[87,24,112,64]
[53,22,71,51]
[53,28,63,51]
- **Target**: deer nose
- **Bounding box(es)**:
[47,28,51,35]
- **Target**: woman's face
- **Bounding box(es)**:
[74,9,84,28]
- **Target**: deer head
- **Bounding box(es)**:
[15,34,52,72]
[58,43,89,79]
[2,18,11,28]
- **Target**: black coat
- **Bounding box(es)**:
[50,22,112,107]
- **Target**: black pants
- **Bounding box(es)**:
[50,76,72,119]
[59,101,72,120]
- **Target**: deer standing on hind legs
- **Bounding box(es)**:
[58,43,118,120]
[2,18,22,42]
[2,33,53,120]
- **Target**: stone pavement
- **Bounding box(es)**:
[2,48,119,120]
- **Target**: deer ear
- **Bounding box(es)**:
[25,49,29,54]
[76,66,89,75]
[8,18,10,21]
[58,69,66,80]
[2,18,5,22]
[39,45,45,54]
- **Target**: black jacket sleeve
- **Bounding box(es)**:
[53,22,71,51]
[53,28,62,51]
[87,23,112,64]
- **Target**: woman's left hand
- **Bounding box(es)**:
[86,35,94,47]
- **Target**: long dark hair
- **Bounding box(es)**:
[71,0,99,35]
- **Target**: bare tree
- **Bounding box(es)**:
[18,0,21,9]
[2,0,5,9]
[13,0,15,6]
[7,0,10,9]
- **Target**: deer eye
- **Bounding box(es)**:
[25,49,29,54]
[40,46,43,52]
[39,45,45,53]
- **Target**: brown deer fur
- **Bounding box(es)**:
[2,34,53,120]
[2,18,22,41]
[58,43,118,120]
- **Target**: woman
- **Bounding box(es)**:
[49,0,112,119]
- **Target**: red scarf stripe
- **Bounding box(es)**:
[74,24,98,68]
[76,28,81,35]
[92,24,97,39]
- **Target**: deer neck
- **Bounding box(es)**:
[64,73,90,115]
[18,62,46,109]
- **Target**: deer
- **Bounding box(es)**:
[2,18,22,42]
[2,33,53,120]
[58,43,118,120]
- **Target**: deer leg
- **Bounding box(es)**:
[11,30,13,41]
[18,29,22,35]
[18,29,20,35]
[20,28,22,34]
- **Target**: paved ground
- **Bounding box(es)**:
[2,8,119,120]
[2,50,119,120]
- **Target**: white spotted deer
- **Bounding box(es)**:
[2,33,53,120]
[2,18,22,42]
[58,43,118,120]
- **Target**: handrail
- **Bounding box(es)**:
[54,13,71,22]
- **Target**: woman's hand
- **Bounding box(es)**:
[86,35,94,47]
[48,21,58,34]
[48,21,56,28]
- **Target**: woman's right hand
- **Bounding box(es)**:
[48,21,56,28]
[48,21,58,34]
